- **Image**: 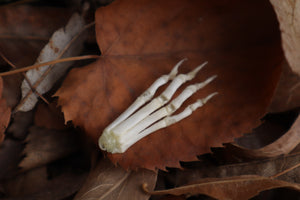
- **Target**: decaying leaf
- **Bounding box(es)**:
[74,158,157,200]
[16,13,86,112]
[0,139,23,180]
[225,114,300,160]
[166,152,300,186]
[269,60,300,112]
[0,78,11,144]
[57,0,283,169]
[34,101,67,130]
[270,0,300,75]
[6,111,33,140]
[0,5,71,108]
[19,126,80,171]
[143,175,300,200]
[2,166,87,200]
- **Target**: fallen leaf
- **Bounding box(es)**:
[16,12,86,112]
[74,158,157,200]
[166,152,300,186]
[225,114,300,160]
[156,195,186,200]
[34,101,67,130]
[0,78,11,144]
[143,175,300,200]
[0,139,23,180]
[56,0,283,169]
[3,167,48,197]
[6,111,33,140]
[19,126,80,171]
[2,166,87,200]
[0,5,71,108]
[270,0,300,75]
[269,60,300,113]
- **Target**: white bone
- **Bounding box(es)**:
[133,92,218,143]
[113,82,217,152]
[104,58,186,133]
[98,60,217,153]
[111,61,208,136]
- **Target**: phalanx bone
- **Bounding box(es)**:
[98,58,217,153]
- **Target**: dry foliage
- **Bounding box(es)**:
[0,0,299,200]
[56,0,283,170]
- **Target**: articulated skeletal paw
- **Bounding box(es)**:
[98,59,217,153]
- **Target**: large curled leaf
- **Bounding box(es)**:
[270,0,300,75]
[144,175,300,200]
[226,114,300,159]
[74,158,157,200]
[56,0,283,170]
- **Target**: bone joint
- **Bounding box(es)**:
[98,59,217,153]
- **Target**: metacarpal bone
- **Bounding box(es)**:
[104,58,186,134]
[111,61,208,136]
[98,59,217,153]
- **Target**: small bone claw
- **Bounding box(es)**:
[99,60,217,153]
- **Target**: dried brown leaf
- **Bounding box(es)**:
[19,126,80,171]
[168,153,300,186]
[0,5,71,108]
[16,13,86,112]
[57,0,283,170]
[2,166,87,200]
[269,60,300,112]
[34,101,67,130]
[270,0,300,75]
[0,139,23,180]
[144,175,300,200]
[225,114,300,159]
[6,111,33,140]
[74,158,157,200]
[0,78,11,144]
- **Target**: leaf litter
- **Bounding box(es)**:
[16,12,86,112]
[0,0,299,200]
[56,0,283,170]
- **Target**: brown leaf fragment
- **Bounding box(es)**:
[2,166,87,200]
[225,114,300,159]
[0,5,71,108]
[0,139,23,180]
[16,12,86,112]
[34,101,67,130]
[6,111,33,140]
[143,175,300,200]
[3,167,48,197]
[270,0,300,75]
[168,153,300,187]
[74,158,157,200]
[57,0,283,170]
[0,78,11,144]
[157,195,186,200]
[19,126,80,171]
[269,60,300,112]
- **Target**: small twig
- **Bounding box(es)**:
[14,21,96,112]
[270,162,300,179]
[0,52,50,104]
[0,0,38,7]
[30,21,96,93]
[0,35,49,41]
[0,55,99,77]
[0,52,16,68]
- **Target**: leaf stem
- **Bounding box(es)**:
[270,162,300,179]
[0,55,100,77]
